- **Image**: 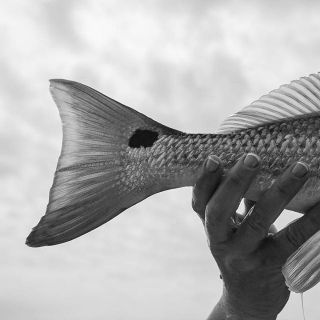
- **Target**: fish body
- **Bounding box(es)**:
[126,116,320,213]
[26,73,320,247]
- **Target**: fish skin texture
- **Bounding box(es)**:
[127,115,320,212]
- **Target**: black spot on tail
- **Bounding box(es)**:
[129,129,159,148]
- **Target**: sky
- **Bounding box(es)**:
[1,0,320,319]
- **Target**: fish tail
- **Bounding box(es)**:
[26,79,181,247]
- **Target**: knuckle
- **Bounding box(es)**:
[307,213,320,230]
[308,201,320,215]
[206,201,220,217]
[285,225,301,249]
[191,198,202,214]
[198,168,220,187]
[192,201,205,221]
[192,181,202,194]
[287,216,319,248]
[226,174,242,188]
[208,215,223,228]
[277,175,304,197]
[227,168,254,189]
[275,182,291,198]
[246,215,267,237]
[205,208,222,231]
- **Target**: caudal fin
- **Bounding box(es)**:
[26,80,181,247]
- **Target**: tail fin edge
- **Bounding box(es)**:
[26,79,179,247]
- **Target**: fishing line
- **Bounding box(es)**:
[301,293,306,320]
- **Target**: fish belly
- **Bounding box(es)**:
[243,173,320,213]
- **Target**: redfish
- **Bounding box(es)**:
[26,72,320,247]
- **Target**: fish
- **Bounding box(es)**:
[26,72,320,247]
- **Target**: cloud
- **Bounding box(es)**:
[2,0,320,319]
[144,50,248,133]
[39,0,84,51]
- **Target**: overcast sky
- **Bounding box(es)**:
[2,0,320,319]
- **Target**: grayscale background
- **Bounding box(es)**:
[1,0,320,319]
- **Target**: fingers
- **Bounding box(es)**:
[192,155,223,221]
[237,162,309,246]
[274,201,320,263]
[243,200,277,235]
[205,153,260,244]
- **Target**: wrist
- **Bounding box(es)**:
[221,288,277,320]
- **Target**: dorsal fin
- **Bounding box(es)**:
[217,72,320,134]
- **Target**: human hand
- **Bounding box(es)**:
[192,153,320,320]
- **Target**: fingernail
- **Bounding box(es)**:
[206,155,220,172]
[292,162,309,178]
[243,153,260,168]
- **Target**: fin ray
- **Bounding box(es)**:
[217,72,320,133]
[26,79,180,247]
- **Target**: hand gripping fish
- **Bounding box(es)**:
[26,73,320,293]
